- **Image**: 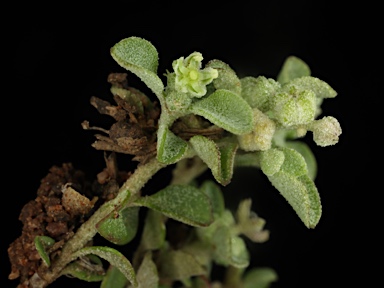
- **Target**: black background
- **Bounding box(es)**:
[3,1,378,287]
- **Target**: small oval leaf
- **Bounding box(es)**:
[243,267,278,288]
[240,76,280,112]
[285,141,317,180]
[158,249,206,281]
[71,246,138,287]
[135,251,159,288]
[134,184,213,227]
[101,265,128,288]
[206,59,241,95]
[259,149,285,176]
[212,225,249,268]
[287,76,337,99]
[110,36,164,101]
[140,209,166,251]
[190,89,254,135]
[96,206,139,245]
[157,125,188,164]
[277,56,311,84]
[200,180,225,216]
[190,135,238,186]
[298,174,322,228]
[279,147,308,177]
[34,236,55,267]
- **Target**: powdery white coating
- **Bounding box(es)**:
[310,116,342,147]
[238,108,276,151]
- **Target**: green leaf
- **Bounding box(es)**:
[277,56,311,84]
[134,184,213,227]
[157,124,188,164]
[240,76,280,112]
[189,89,254,135]
[196,210,235,244]
[279,147,308,177]
[218,138,239,183]
[259,149,285,176]
[110,36,164,101]
[140,209,166,251]
[212,225,249,268]
[200,180,225,216]
[62,255,105,282]
[206,59,242,95]
[101,265,128,288]
[158,249,206,281]
[285,141,317,180]
[190,135,238,186]
[298,174,322,228]
[96,206,139,245]
[71,246,137,287]
[267,171,321,228]
[135,251,159,288]
[287,76,337,99]
[34,236,55,267]
[243,267,278,288]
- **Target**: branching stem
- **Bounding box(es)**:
[34,157,168,287]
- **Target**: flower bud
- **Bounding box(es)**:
[309,116,342,147]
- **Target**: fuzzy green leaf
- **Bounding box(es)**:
[140,210,166,251]
[101,265,128,288]
[159,249,206,281]
[206,59,242,95]
[62,255,105,282]
[277,56,311,84]
[134,184,213,227]
[134,251,159,288]
[298,174,322,227]
[190,135,238,186]
[189,89,254,135]
[200,180,225,216]
[72,246,137,287]
[259,149,285,176]
[240,76,280,112]
[285,141,317,180]
[34,236,55,267]
[212,225,249,268]
[196,210,235,244]
[267,171,321,228]
[279,147,308,177]
[96,206,139,245]
[243,267,278,288]
[287,76,337,99]
[110,36,164,101]
[157,125,188,164]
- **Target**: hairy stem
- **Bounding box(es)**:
[35,157,167,287]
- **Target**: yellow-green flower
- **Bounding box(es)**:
[172,52,218,98]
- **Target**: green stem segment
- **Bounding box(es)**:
[35,157,167,288]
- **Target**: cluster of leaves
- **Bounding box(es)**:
[31,36,341,287]
[110,36,341,228]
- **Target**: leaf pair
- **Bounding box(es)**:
[260,147,321,228]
